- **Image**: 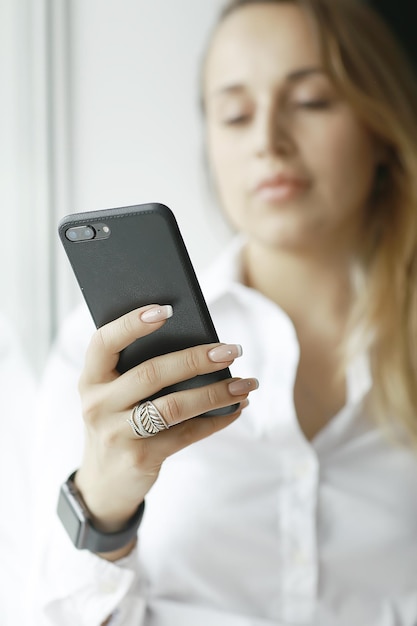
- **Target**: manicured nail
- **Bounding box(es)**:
[228,378,259,396]
[140,305,173,323]
[208,344,243,363]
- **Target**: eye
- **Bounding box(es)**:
[293,99,331,110]
[222,113,251,126]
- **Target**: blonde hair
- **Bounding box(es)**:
[206,0,417,445]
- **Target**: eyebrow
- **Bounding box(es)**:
[211,67,326,97]
[286,67,326,82]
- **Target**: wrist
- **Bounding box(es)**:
[74,470,142,533]
[57,470,145,554]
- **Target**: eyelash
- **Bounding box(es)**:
[221,99,331,126]
[223,115,251,126]
[293,100,331,110]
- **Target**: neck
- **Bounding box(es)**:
[243,240,353,341]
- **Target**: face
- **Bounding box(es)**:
[203,3,381,255]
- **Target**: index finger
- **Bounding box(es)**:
[81,304,173,384]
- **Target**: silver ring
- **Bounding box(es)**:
[127,400,169,438]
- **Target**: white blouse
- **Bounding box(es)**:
[0,315,36,626]
[31,238,417,626]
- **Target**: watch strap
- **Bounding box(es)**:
[58,471,145,553]
[82,499,145,554]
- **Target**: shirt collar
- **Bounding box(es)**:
[346,351,373,406]
[200,235,247,306]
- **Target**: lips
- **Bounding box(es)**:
[255,172,310,203]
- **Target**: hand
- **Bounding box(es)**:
[75,304,258,543]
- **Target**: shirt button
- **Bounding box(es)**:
[293,549,309,565]
[295,461,311,478]
[99,579,119,594]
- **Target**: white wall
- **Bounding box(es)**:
[1,0,54,372]
[67,0,232,299]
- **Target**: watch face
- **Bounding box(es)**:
[57,475,145,552]
[57,482,88,548]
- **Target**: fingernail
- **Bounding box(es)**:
[140,305,173,323]
[208,344,243,363]
[228,378,259,396]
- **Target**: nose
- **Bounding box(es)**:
[254,103,295,158]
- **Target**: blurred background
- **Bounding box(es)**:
[1,0,231,374]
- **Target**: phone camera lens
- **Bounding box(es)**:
[83,227,94,239]
[65,225,96,242]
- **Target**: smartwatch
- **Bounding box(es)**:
[57,471,145,553]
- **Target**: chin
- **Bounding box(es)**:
[251,218,316,252]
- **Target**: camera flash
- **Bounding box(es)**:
[103,226,110,234]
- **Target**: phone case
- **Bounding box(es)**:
[58,202,237,417]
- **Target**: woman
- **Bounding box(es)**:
[33,0,417,624]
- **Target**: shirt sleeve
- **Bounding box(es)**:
[30,305,147,626]
[36,520,146,626]
[0,315,36,626]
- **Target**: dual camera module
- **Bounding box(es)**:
[65,223,111,242]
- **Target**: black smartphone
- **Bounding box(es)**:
[58,202,238,417]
